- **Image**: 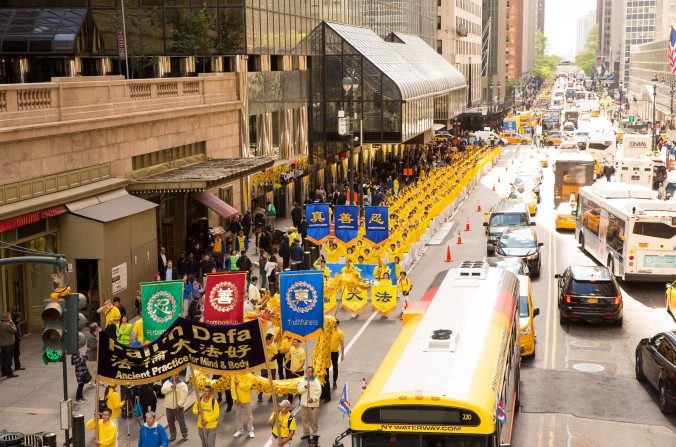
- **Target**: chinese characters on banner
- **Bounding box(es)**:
[325,263,398,285]
[341,287,368,314]
[324,289,338,314]
[202,272,246,324]
[305,203,330,244]
[371,284,398,316]
[365,206,389,247]
[334,205,359,244]
[96,318,266,385]
[141,280,184,342]
[279,271,325,340]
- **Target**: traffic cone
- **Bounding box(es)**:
[465,218,471,232]
[445,245,453,262]
[476,201,482,212]
[457,230,463,244]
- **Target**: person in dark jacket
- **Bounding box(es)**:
[72,349,90,403]
[298,216,308,240]
[136,384,158,419]
[290,203,303,229]
[242,210,252,238]
[279,235,291,269]
[11,312,23,371]
[138,412,169,447]
[236,251,253,283]
[289,240,304,270]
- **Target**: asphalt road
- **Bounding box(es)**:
[2,141,675,447]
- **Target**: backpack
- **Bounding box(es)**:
[267,203,277,216]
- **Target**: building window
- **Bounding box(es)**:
[437,15,442,30]
[132,141,206,170]
[437,39,443,54]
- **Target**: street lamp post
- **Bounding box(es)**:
[651,74,658,156]
[341,73,359,207]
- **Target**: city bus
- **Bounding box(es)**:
[349,261,520,447]
[576,183,676,282]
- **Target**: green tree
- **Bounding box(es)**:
[531,31,560,81]
[172,6,218,73]
[104,0,161,78]
[574,25,599,77]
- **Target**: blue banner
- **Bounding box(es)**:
[279,270,325,340]
[325,263,398,285]
[365,206,389,247]
[305,203,330,244]
[334,205,359,244]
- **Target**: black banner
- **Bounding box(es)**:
[96,317,266,385]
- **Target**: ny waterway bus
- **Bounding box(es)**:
[576,183,676,281]
[349,261,521,447]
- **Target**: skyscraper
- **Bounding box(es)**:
[576,9,597,54]
[621,0,656,83]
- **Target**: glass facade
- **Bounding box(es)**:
[623,0,655,83]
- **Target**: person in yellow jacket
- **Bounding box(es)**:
[373,259,391,282]
[192,385,219,447]
[131,318,145,345]
[269,399,296,446]
[231,375,255,438]
[104,385,123,420]
[86,409,118,447]
[398,271,413,317]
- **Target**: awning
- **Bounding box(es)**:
[0,205,67,233]
[191,191,239,220]
[66,189,157,223]
[127,157,275,194]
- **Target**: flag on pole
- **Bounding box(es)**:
[202,272,246,324]
[279,270,325,340]
[669,27,676,74]
[141,280,183,342]
[338,383,351,417]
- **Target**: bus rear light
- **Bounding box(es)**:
[629,255,634,261]
[629,262,634,266]
[565,294,571,304]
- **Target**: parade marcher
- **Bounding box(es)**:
[231,374,255,438]
[269,399,295,447]
[192,385,219,447]
[276,334,292,380]
[116,315,132,346]
[86,409,118,447]
[103,384,124,420]
[399,271,413,313]
[259,333,278,402]
[285,338,305,401]
[131,318,144,345]
[297,366,322,439]
[161,375,189,441]
[97,299,121,331]
[0,312,17,378]
[138,412,169,447]
[330,320,345,390]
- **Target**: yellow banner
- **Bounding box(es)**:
[341,287,369,314]
[324,288,338,314]
[371,284,398,316]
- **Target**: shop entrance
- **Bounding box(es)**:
[76,259,100,323]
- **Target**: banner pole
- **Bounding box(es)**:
[259,319,280,438]
[189,368,209,443]
[94,375,100,445]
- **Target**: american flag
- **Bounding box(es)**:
[338,382,351,417]
[669,27,676,74]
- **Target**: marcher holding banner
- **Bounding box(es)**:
[141,280,183,342]
[278,271,324,340]
[364,206,389,247]
[334,205,359,244]
[305,203,330,244]
[202,272,247,324]
[192,385,219,447]
[372,280,398,317]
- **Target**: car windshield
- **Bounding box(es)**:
[569,280,617,296]
[499,232,536,249]
[519,296,529,317]
[491,260,526,275]
[489,213,528,227]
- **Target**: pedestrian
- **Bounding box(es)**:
[237,250,253,283]
[265,255,278,295]
[226,249,239,272]
[259,333,278,402]
[161,375,188,442]
[298,216,308,240]
[199,254,216,281]
[103,384,124,420]
[329,320,345,390]
[269,399,296,447]
[297,366,321,438]
[86,408,118,447]
[231,374,255,438]
[291,202,302,229]
[285,338,305,401]
[248,276,261,304]
[86,323,99,378]
[11,312,23,371]
[97,299,121,331]
[289,239,304,270]
[158,246,168,276]
[163,260,179,281]
[72,348,91,404]
[112,296,127,319]
[0,312,17,378]
[257,251,269,289]
[192,385,219,447]
[116,315,132,346]
[266,201,277,225]
[242,210,252,238]
[138,411,168,447]
[182,275,193,316]
[137,383,158,418]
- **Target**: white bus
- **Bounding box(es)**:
[576,183,676,282]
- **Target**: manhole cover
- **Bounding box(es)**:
[570,340,600,348]
[573,363,605,373]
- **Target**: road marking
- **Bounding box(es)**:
[550,229,558,369]
[544,226,554,370]
[0,406,59,415]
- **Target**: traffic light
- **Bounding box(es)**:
[41,298,66,364]
[65,293,88,355]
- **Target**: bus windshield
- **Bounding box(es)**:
[354,433,489,447]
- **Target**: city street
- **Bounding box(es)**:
[2,140,675,446]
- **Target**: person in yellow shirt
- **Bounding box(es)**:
[131,318,145,345]
[192,385,219,447]
[259,333,278,402]
[329,320,345,389]
[373,259,391,282]
[104,385,123,420]
[86,408,118,447]
[285,338,306,402]
[378,272,393,287]
[269,399,296,446]
[97,299,120,329]
[231,375,254,438]
[276,335,293,380]
[398,271,413,315]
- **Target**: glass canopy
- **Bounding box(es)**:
[0,8,88,54]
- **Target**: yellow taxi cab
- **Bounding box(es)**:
[517,275,539,357]
[500,130,533,145]
[616,131,623,144]
[594,161,604,178]
[590,109,600,117]
[555,201,576,230]
[543,131,563,146]
[666,281,676,320]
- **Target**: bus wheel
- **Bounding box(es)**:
[579,234,586,254]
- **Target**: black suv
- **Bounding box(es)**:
[495,227,543,278]
[555,265,623,326]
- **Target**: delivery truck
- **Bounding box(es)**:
[552,151,596,205]
[619,133,652,158]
